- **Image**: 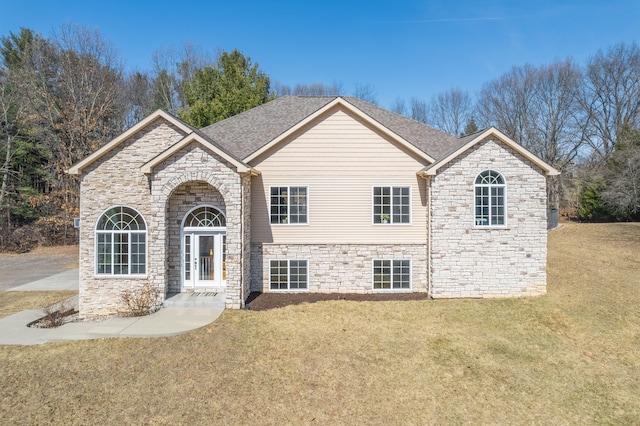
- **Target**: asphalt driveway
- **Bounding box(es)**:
[0,246,78,291]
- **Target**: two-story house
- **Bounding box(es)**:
[69,96,558,316]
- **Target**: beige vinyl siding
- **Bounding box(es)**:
[250,107,429,244]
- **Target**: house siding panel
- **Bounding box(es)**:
[250,107,429,245]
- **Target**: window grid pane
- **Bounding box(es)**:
[373,187,391,223]
[270,260,289,289]
[270,187,288,224]
[392,260,411,289]
[184,235,191,281]
[374,259,411,289]
[475,171,505,226]
[130,233,146,274]
[392,187,410,223]
[374,186,409,224]
[113,233,129,275]
[373,260,392,289]
[97,233,112,274]
[289,187,307,224]
[289,260,308,289]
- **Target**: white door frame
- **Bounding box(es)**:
[182,231,226,288]
[181,205,227,290]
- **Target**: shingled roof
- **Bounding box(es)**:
[198,96,460,162]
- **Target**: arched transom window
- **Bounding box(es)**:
[185,206,226,228]
[95,206,146,275]
[474,170,506,226]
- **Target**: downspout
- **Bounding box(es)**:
[426,175,432,297]
[240,175,245,308]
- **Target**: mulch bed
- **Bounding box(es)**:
[244,292,430,311]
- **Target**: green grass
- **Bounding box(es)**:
[1,222,639,424]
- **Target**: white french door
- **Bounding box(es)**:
[183,232,226,288]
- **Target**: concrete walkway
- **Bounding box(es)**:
[1,269,225,345]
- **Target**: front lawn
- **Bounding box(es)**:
[1,222,638,424]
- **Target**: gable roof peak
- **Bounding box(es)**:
[68,109,193,175]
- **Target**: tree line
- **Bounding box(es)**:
[0,24,638,250]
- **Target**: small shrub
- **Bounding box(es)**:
[40,300,74,328]
[120,282,161,316]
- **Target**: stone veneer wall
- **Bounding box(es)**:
[241,175,252,302]
[78,120,186,317]
[150,143,244,309]
[166,181,226,293]
[429,139,548,298]
[250,244,428,293]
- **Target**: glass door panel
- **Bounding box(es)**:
[184,235,191,283]
[198,235,214,282]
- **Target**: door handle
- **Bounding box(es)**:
[194,258,198,269]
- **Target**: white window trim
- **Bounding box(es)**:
[94,205,148,277]
[473,170,508,229]
[269,185,309,226]
[268,259,309,291]
[371,185,412,225]
[371,259,412,291]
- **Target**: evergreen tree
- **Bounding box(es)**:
[180,50,273,127]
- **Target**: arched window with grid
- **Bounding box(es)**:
[95,206,147,275]
[474,170,506,226]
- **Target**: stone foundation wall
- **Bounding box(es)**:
[430,139,548,298]
[251,243,428,293]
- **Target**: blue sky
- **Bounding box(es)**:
[2,0,639,108]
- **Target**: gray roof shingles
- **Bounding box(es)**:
[197,96,461,162]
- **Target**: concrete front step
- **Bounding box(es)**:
[163,292,226,309]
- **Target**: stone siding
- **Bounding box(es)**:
[78,119,187,316]
[251,243,428,293]
[150,142,244,309]
[167,181,226,293]
[429,139,548,298]
[241,175,252,302]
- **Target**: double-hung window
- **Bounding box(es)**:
[474,170,506,226]
[95,206,147,275]
[270,260,308,290]
[373,259,411,289]
[270,186,308,224]
[373,186,410,224]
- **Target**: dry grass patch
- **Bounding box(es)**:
[0,291,78,318]
[0,223,639,424]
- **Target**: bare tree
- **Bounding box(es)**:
[409,97,428,124]
[601,125,640,216]
[390,97,407,115]
[353,83,378,104]
[15,24,128,239]
[292,82,343,96]
[428,87,474,135]
[270,81,292,97]
[582,42,640,163]
[149,42,215,114]
[476,63,538,146]
[477,60,586,208]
